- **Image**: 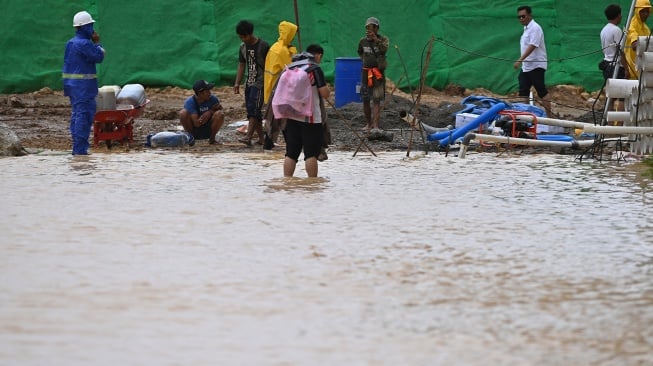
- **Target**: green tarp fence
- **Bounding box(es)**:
[0,0,636,94]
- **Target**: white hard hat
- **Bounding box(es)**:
[73,11,95,27]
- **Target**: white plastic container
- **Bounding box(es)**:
[116,84,146,107]
[104,85,121,95]
[96,85,121,111]
[455,112,488,130]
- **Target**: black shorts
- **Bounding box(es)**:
[192,121,212,140]
[601,63,626,80]
[245,85,263,120]
[284,119,323,161]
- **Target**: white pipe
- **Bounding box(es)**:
[606,79,639,98]
[607,111,631,122]
[643,74,653,89]
[641,72,653,88]
[628,104,653,121]
[465,134,595,147]
[638,52,653,71]
[631,104,653,120]
[637,36,653,56]
[630,87,653,102]
[457,134,595,158]
[582,125,653,134]
[632,136,653,154]
[512,115,596,129]
[399,111,419,127]
[498,114,653,134]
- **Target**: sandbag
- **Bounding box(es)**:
[146,131,193,147]
[117,84,146,107]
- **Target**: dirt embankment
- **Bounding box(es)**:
[0,81,601,154]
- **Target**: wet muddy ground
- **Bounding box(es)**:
[0,81,601,155]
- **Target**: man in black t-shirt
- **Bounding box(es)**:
[234,20,270,146]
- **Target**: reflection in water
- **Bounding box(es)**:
[68,155,97,175]
[0,151,652,365]
[265,176,330,193]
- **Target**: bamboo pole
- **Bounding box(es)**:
[406,36,435,157]
[293,0,302,51]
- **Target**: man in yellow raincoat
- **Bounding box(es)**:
[264,21,298,104]
[625,0,651,80]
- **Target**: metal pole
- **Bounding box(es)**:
[325,98,377,157]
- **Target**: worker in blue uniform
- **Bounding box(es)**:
[62,11,106,155]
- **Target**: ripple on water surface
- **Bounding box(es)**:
[0,151,652,365]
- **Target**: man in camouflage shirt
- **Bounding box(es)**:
[357,16,389,132]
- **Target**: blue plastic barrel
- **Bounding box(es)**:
[335,57,363,108]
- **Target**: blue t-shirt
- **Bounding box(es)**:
[183,95,220,115]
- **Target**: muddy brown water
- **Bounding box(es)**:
[1,150,652,365]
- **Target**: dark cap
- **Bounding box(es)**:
[193,80,214,94]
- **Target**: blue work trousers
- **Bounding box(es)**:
[69,96,96,155]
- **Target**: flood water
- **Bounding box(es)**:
[1,150,652,365]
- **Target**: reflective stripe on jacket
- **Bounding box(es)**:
[62,73,97,79]
[62,23,105,98]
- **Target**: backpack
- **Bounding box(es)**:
[272,60,317,120]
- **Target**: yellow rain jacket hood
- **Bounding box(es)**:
[625,0,652,79]
[264,21,298,103]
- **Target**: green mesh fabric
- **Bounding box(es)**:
[0,0,632,94]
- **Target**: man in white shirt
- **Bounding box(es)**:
[600,4,627,112]
[513,5,552,117]
[600,4,627,80]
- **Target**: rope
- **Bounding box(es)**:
[433,36,611,115]
[432,36,607,63]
